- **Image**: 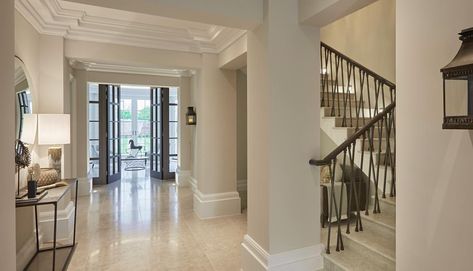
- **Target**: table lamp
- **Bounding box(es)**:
[38,114,70,175]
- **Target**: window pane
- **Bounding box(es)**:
[89,141,99,159]
[89,122,99,140]
[169,138,178,155]
[169,156,177,173]
[169,88,178,104]
[90,160,99,178]
[169,105,178,122]
[169,122,178,138]
[88,84,99,101]
[89,103,99,121]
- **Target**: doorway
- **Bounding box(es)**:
[87,83,179,185]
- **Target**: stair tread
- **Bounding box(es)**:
[322,226,395,271]
[323,248,395,271]
[361,211,395,231]
[343,219,396,261]
[380,196,396,206]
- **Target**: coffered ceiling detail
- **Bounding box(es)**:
[16,0,246,53]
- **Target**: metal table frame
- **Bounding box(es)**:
[16,179,78,271]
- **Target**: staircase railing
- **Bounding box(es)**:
[311,42,396,254]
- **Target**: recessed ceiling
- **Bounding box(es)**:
[16,0,246,54]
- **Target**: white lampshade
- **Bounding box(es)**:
[21,114,37,144]
[38,114,70,145]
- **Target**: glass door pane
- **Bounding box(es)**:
[150,87,162,179]
[88,83,100,181]
[168,87,178,175]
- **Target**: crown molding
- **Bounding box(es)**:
[69,59,193,77]
[16,0,246,54]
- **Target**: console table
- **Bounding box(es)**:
[16,179,78,271]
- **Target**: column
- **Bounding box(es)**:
[242,1,322,270]
[0,0,16,269]
[192,53,240,218]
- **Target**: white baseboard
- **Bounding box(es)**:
[193,188,241,219]
[39,201,75,243]
[241,235,324,271]
[237,179,247,192]
[16,234,36,271]
[189,176,198,192]
[176,169,191,187]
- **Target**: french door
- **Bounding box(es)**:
[90,84,176,184]
[97,84,121,184]
[150,87,176,180]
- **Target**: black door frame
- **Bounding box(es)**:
[97,84,121,185]
[150,87,175,180]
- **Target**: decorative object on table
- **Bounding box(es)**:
[15,139,31,195]
[27,168,37,198]
[37,114,70,176]
[320,162,343,184]
[30,163,41,180]
[37,168,60,187]
[186,106,197,125]
[440,27,473,129]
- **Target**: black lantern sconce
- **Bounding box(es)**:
[441,27,473,129]
[186,107,197,125]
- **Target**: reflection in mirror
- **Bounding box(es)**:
[15,57,32,141]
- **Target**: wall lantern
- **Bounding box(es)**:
[441,27,473,129]
[186,107,197,125]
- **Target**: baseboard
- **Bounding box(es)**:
[189,176,198,192]
[237,179,247,192]
[193,188,241,219]
[38,201,75,242]
[176,169,191,187]
[241,235,324,271]
[16,234,36,271]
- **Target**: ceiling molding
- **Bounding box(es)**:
[16,0,246,54]
[69,59,193,77]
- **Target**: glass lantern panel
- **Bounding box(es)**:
[445,79,468,116]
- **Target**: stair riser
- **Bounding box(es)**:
[321,92,356,100]
[347,127,394,139]
[323,99,363,109]
[335,118,374,128]
[357,139,395,152]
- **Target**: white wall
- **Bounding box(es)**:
[397,0,473,270]
[65,39,202,70]
[14,11,41,269]
[0,0,16,270]
[320,0,395,82]
[178,76,192,177]
[194,53,237,194]
[245,0,321,263]
[72,69,185,181]
[237,70,247,182]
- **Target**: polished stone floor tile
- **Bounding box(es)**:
[68,170,246,271]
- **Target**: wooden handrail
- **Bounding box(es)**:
[310,101,395,166]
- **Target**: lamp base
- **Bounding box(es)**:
[48,147,62,175]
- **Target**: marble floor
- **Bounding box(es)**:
[68,170,247,271]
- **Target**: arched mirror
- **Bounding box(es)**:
[15,56,33,141]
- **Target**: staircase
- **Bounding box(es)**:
[310,43,396,271]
